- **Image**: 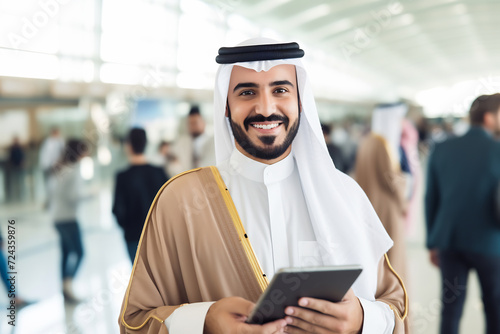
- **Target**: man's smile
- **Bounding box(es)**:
[250,122,283,131]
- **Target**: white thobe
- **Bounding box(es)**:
[165,149,395,333]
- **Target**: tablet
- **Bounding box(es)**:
[246,265,362,325]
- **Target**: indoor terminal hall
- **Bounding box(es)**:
[1,0,499,333]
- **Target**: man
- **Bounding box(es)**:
[425,93,500,334]
[113,128,169,262]
[7,136,25,201]
[174,105,216,171]
[119,38,408,334]
[355,104,409,281]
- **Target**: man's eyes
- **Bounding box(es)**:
[237,88,289,96]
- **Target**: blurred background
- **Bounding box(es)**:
[0,0,499,333]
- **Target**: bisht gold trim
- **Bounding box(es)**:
[210,166,269,291]
[384,253,409,321]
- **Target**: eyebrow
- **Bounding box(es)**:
[270,80,294,88]
[233,82,258,92]
[232,80,295,93]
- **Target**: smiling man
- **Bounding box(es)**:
[119,38,408,334]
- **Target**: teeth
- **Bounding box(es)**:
[252,123,280,130]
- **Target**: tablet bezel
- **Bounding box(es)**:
[246,265,363,325]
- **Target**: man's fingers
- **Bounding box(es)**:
[283,323,309,334]
[295,297,346,319]
[285,305,334,329]
[284,317,331,334]
[294,289,356,319]
[240,319,286,334]
[262,319,287,334]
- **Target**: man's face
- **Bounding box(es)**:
[227,64,300,163]
[188,114,205,138]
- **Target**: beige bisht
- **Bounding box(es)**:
[355,134,409,283]
[119,166,409,334]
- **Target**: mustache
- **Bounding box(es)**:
[244,114,289,130]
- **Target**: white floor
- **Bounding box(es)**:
[0,172,486,334]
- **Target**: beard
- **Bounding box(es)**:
[228,107,300,161]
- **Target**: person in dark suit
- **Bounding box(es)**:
[113,128,169,263]
[425,93,500,334]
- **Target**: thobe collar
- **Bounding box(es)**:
[229,148,295,185]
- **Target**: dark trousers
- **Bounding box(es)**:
[439,250,500,334]
[55,221,84,279]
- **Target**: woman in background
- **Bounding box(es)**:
[49,139,89,302]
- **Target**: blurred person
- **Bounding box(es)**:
[49,139,89,302]
[425,93,500,334]
[150,140,170,166]
[400,119,422,238]
[332,121,357,173]
[112,128,168,263]
[151,141,183,177]
[354,104,409,281]
[355,135,408,281]
[120,38,408,334]
[174,105,215,171]
[6,136,25,202]
[321,123,347,173]
[39,127,65,206]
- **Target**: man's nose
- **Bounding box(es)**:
[254,92,275,117]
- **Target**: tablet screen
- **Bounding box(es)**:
[246,265,362,325]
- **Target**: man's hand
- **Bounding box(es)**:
[204,296,286,334]
[429,249,440,267]
[283,289,363,334]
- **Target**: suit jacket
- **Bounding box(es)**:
[425,126,500,255]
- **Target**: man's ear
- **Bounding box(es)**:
[225,105,229,117]
[484,111,494,127]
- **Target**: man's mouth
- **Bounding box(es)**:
[251,123,281,130]
[244,114,288,131]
